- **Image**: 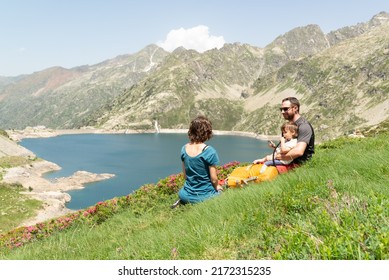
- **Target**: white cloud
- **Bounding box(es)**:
[157,25,225,53]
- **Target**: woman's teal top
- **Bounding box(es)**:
[178,144,220,204]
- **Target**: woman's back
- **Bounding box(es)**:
[174,115,222,206]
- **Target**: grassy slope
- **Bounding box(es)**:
[0,183,42,233]
[0,156,43,233]
[1,134,389,260]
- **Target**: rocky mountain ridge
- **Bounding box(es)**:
[0,11,388,142]
[238,19,389,141]
[0,45,168,128]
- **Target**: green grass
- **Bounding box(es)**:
[0,183,42,234]
[0,156,43,233]
[0,130,9,138]
[0,156,37,169]
[0,134,388,259]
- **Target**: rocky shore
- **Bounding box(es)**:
[0,132,116,227]
[2,160,115,227]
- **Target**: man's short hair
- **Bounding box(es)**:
[282,97,300,112]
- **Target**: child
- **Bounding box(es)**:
[171,116,223,208]
[253,122,298,172]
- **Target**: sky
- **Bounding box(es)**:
[1,0,388,77]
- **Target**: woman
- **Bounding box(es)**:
[172,116,223,208]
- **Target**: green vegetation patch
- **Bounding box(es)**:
[0,156,37,169]
[0,130,9,138]
[0,183,42,234]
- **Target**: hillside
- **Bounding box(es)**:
[0,45,168,129]
[238,19,389,141]
[1,131,388,259]
[0,135,34,158]
[0,12,388,142]
[86,43,265,130]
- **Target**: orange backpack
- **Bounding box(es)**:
[226,163,279,188]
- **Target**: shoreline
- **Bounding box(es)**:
[7,127,278,142]
[2,160,115,227]
[3,127,277,228]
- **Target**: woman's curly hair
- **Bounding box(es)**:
[188,116,213,143]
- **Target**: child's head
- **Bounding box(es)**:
[281,122,298,140]
[188,115,213,143]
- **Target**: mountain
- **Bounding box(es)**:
[85,43,264,130]
[0,12,388,142]
[0,45,168,129]
[326,11,389,45]
[260,24,330,75]
[84,24,343,132]
[239,18,389,141]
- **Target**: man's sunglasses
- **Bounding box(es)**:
[279,107,292,112]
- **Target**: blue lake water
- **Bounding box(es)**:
[21,133,269,210]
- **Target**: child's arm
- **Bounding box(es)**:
[278,137,293,154]
[253,154,272,164]
[268,140,276,149]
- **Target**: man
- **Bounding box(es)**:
[277,97,314,165]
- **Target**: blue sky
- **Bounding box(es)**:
[1,0,388,76]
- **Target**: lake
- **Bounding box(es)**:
[21,133,270,210]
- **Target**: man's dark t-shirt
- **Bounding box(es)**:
[294,117,315,164]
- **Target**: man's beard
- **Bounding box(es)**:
[283,113,293,121]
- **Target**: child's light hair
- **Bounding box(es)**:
[281,122,298,138]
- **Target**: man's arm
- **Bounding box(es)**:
[276,142,307,161]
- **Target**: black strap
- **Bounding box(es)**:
[202,145,208,151]
[272,141,281,174]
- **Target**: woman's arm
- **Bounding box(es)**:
[182,162,187,179]
[210,165,223,191]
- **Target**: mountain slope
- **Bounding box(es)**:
[88,43,264,130]
[88,23,343,131]
[240,21,389,141]
[326,11,389,45]
[0,45,168,129]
